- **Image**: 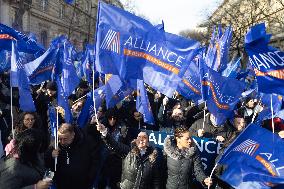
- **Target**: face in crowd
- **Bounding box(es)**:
[175,127,192,149]
[136,132,149,150]
[172,108,184,122]
[58,123,75,147]
[47,89,56,98]
[233,117,246,131]
[246,99,255,109]
[108,116,117,127]
[23,113,36,129]
[133,111,142,121]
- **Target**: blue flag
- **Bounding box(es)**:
[218,123,284,187]
[105,74,133,109]
[255,94,282,124]
[0,23,45,54]
[206,26,233,73]
[200,59,245,125]
[48,105,57,137]
[77,87,105,128]
[142,31,200,97]
[60,41,80,96]
[222,57,241,78]
[206,26,217,69]
[82,44,95,84]
[56,78,72,123]
[64,0,74,4]
[245,23,284,96]
[176,56,202,103]
[0,50,11,72]
[10,42,36,112]
[24,46,58,85]
[136,80,155,125]
[95,2,199,97]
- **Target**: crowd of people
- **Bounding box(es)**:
[0,72,283,189]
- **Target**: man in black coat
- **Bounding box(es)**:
[45,123,100,189]
[189,113,233,143]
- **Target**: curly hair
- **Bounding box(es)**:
[15,112,42,134]
[174,126,190,139]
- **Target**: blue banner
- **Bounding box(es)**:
[95,2,199,97]
[0,23,45,54]
[145,130,222,175]
[245,23,284,96]
[176,56,202,103]
[192,136,223,175]
[219,123,284,187]
[200,59,245,124]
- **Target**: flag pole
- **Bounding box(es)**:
[202,101,207,130]
[208,163,218,189]
[92,1,101,125]
[92,66,99,124]
[55,108,59,172]
[270,94,275,133]
[10,86,14,139]
[251,97,262,123]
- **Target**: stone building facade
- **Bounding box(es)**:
[0,0,123,50]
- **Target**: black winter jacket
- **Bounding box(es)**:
[189,115,232,140]
[102,133,162,189]
[44,127,100,189]
[164,136,206,189]
[0,157,45,189]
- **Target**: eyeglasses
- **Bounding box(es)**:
[24,118,35,121]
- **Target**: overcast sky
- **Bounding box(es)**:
[120,0,223,35]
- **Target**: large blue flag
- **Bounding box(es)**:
[95,2,199,97]
[0,23,45,54]
[10,42,36,112]
[77,86,105,128]
[105,74,133,109]
[136,80,155,125]
[176,56,202,103]
[218,123,284,187]
[200,59,245,125]
[245,23,284,96]
[0,50,11,72]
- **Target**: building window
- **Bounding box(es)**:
[40,30,48,48]
[41,0,48,11]
[60,4,65,19]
